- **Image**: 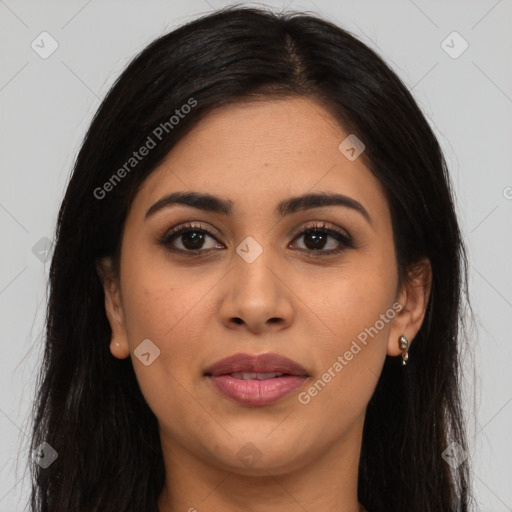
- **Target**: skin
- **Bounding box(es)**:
[97,97,431,512]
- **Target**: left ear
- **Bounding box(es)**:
[387,257,432,357]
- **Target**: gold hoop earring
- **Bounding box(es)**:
[398,335,409,366]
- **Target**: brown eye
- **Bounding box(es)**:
[159,223,224,253]
[177,230,207,250]
[301,230,331,250]
[290,222,354,255]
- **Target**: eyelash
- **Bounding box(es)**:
[157,221,354,256]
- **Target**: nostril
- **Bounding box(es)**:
[233,317,243,324]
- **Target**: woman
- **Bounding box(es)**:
[30,6,474,511]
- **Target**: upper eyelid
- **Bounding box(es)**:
[165,220,347,234]
[164,222,220,239]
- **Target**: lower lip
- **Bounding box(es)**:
[207,375,308,406]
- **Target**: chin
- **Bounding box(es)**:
[203,435,312,476]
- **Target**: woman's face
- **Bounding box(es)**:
[100,97,426,477]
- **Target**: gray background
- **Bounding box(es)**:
[1,0,511,510]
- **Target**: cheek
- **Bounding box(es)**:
[118,261,210,424]
[119,250,217,383]
[120,238,204,340]
[304,248,397,401]
[323,249,397,336]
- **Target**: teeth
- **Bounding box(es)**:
[230,372,286,380]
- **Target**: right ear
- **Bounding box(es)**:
[95,257,130,359]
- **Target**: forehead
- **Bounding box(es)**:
[130,97,389,221]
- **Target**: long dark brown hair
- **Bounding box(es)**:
[29,5,474,511]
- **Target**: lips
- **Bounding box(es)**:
[204,353,309,406]
[229,371,287,380]
[204,352,309,378]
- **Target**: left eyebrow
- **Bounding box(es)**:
[145,190,372,225]
[277,191,371,224]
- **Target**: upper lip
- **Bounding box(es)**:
[204,353,309,377]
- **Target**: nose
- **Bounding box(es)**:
[219,249,294,334]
